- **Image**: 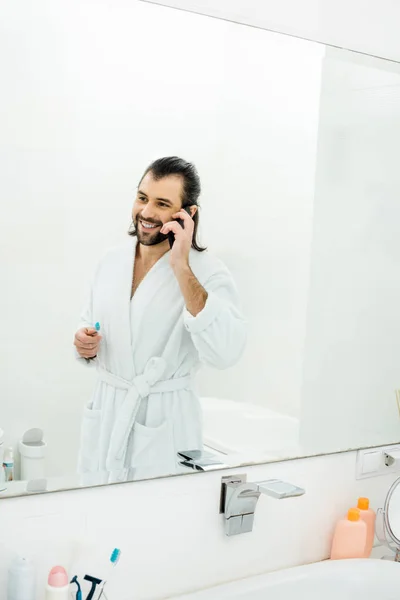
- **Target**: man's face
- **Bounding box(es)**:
[133,172,184,246]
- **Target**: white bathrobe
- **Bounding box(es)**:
[76,237,246,481]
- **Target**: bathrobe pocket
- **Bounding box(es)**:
[129,419,176,478]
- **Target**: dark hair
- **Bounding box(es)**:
[129,156,206,252]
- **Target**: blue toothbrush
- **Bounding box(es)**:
[97,549,121,599]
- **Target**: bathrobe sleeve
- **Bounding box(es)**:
[183,266,247,370]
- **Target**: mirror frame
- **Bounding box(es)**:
[383,477,400,548]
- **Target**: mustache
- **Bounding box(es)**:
[135,215,163,227]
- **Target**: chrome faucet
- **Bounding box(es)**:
[221,476,305,536]
[177,449,229,471]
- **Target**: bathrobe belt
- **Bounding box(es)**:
[97,357,192,471]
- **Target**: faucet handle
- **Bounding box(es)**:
[256,479,305,499]
[225,482,260,519]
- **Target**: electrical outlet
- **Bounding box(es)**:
[356,445,400,480]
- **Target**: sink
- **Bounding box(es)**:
[175,559,400,599]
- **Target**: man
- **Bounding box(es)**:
[74,156,246,481]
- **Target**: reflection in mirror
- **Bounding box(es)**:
[2,1,400,496]
[74,156,247,484]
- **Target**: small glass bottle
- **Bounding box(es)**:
[3,446,14,482]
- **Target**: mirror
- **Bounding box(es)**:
[376,477,400,557]
[2,1,400,497]
[386,480,400,546]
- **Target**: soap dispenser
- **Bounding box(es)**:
[357,497,376,556]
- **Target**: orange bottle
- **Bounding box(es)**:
[357,497,376,557]
[330,508,368,559]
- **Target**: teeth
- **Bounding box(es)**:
[141,222,157,229]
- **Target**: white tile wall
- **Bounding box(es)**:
[0,449,397,599]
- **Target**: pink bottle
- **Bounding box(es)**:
[330,508,368,560]
[357,497,376,557]
[45,566,69,599]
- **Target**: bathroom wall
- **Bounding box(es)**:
[141,0,400,62]
[0,449,397,599]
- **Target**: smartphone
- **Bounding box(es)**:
[168,206,192,249]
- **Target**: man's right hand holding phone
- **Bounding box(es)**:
[162,207,194,272]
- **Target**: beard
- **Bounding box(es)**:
[133,214,169,247]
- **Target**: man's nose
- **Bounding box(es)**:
[140,206,157,221]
